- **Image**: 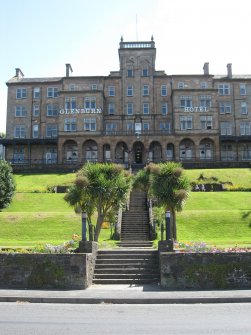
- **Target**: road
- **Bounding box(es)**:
[0,302,250,335]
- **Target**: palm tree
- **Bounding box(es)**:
[65,162,132,242]
[149,162,190,241]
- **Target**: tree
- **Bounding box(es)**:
[65,163,132,242]
[0,160,16,210]
[134,162,190,241]
[150,162,190,241]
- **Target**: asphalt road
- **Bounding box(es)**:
[0,302,250,335]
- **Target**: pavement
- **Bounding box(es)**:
[0,284,251,304]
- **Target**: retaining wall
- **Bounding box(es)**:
[160,252,251,290]
[0,253,96,289]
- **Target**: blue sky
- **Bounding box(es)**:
[1,0,251,132]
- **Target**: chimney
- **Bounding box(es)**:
[227,63,232,78]
[65,63,73,77]
[203,62,209,75]
[15,68,24,78]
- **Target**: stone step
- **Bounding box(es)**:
[93,273,159,280]
[94,268,158,274]
[95,262,157,268]
[92,278,159,285]
[97,251,158,256]
[95,259,158,265]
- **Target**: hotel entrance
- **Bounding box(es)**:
[133,141,144,164]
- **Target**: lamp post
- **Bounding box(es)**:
[82,212,87,241]
[165,211,172,240]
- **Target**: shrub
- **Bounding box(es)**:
[0,160,16,210]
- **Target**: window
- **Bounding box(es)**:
[219,102,231,114]
[47,104,58,116]
[13,147,25,163]
[240,84,246,95]
[161,85,167,96]
[142,85,149,96]
[91,84,97,90]
[127,68,133,77]
[161,103,168,115]
[218,84,230,95]
[46,124,57,138]
[32,125,39,138]
[33,87,40,99]
[14,125,25,138]
[64,118,77,132]
[180,96,192,108]
[15,105,26,117]
[241,102,248,115]
[84,118,96,131]
[47,87,59,98]
[108,86,115,96]
[200,116,213,129]
[127,85,133,96]
[16,88,27,99]
[106,123,117,134]
[142,68,148,77]
[33,104,39,117]
[160,122,171,133]
[127,103,133,115]
[65,97,76,109]
[178,82,184,89]
[143,122,149,131]
[220,122,232,135]
[200,95,211,108]
[84,97,96,109]
[221,144,234,161]
[200,82,207,89]
[127,122,133,132]
[180,116,192,130]
[108,103,115,115]
[69,84,76,91]
[143,103,149,114]
[240,122,251,135]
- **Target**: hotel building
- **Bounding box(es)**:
[1,37,251,170]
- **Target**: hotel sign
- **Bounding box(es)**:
[184,107,208,112]
[59,108,102,115]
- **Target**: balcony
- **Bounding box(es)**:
[0,137,58,145]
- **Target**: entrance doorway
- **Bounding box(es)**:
[133,141,144,164]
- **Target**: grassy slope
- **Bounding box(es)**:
[0,191,250,247]
[184,168,251,189]
[0,169,250,247]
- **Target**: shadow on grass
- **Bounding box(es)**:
[242,210,251,227]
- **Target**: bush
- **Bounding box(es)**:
[0,160,16,210]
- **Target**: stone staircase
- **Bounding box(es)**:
[117,190,153,248]
[92,189,159,285]
[92,249,159,284]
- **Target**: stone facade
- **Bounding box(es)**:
[1,38,251,169]
[160,252,251,290]
[0,253,96,289]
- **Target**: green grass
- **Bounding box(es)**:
[177,210,251,246]
[0,170,250,248]
[14,173,75,192]
[184,168,251,189]
[4,193,72,212]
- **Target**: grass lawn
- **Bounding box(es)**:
[1,191,250,248]
[14,173,75,192]
[0,170,250,249]
[184,168,251,190]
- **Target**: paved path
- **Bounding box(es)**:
[0,284,251,304]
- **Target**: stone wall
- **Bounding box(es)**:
[160,252,251,290]
[0,253,96,290]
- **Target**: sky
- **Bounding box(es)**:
[1,0,251,133]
